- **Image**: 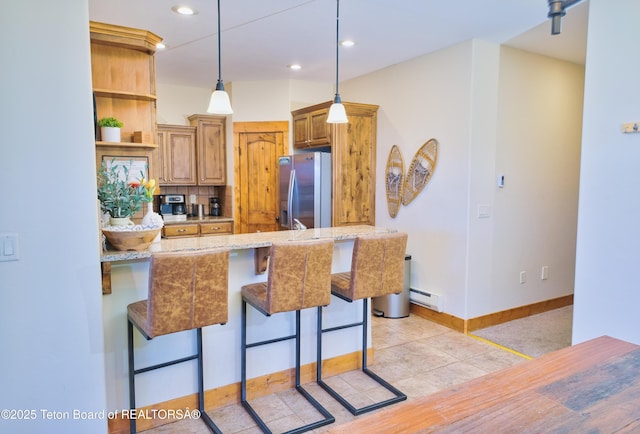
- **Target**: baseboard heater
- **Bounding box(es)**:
[410,288,443,312]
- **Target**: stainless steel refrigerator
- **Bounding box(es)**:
[278,152,332,230]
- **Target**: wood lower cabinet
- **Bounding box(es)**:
[200,221,233,236]
[162,223,199,238]
[162,221,233,238]
[291,101,378,227]
[157,125,197,185]
[188,115,226,185]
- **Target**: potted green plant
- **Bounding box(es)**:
[97,159,146,225]
[98,117,123,142]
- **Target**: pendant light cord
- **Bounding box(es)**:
[217,0,222,85]
[334,0,340,99]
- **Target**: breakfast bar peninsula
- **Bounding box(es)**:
[100,225,398,430]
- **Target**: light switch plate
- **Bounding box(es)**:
[477,205,491,218]
[0,233,19,262]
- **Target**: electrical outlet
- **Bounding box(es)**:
[519,271,526,284]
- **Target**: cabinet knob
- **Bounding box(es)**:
[177,229,186,232]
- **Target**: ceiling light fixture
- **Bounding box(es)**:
[340,39,355,48]
[288,64,302,71]
[547,0,583,35]
[207,0,233,114]
[327,0,348,124]
[171,5,198,16]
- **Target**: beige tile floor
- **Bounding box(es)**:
[143,314,528,434]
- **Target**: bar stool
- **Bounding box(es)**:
[241,239,335,434]
[317,232,408,415]
[127,249,229,434]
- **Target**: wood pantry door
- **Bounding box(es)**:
[234,121,288,234]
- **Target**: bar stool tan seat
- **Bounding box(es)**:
[127,249,229,434]
[317,232,408,415]
[241,239,335,433]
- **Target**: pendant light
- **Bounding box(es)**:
[327,0,348,124]
[207,0,233,114]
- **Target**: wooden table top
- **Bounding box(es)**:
[327,336,640,433]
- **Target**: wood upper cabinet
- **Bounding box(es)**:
[90,22,160,149]
[90,22,161,184]
[157,125,196,185]
[292,107,330,149]
[291,101,379,227]
[188,115,227,185]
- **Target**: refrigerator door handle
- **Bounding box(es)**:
[286,169,296,230]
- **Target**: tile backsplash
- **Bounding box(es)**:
[156,185,232,217]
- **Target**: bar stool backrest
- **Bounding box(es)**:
[349,232,407,300]
[266,239,334,314]
[146,249,229,338]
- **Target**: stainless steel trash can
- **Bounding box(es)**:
[372,254,411,318]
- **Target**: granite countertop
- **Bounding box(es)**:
[100,225,396,262]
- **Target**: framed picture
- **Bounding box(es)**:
[95,147,155,183]
[101,156,148,183]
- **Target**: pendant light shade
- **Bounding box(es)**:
[327,95,348,124]
[207,0,233,114]
[207,81,233,114]
[327,0,347,124]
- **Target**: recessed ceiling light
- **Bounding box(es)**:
[340,39,355,47]
[156,42,166,50]
[288,64,302,71]
[171,5,198,16]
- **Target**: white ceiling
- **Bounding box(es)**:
[88,0,588,89]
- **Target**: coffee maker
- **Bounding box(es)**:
[210,197,221,216]
[159,194,187,222]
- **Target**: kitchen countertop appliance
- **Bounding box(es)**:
[210,197,221,216]
[278,152,331,230]
[159,194,187,222]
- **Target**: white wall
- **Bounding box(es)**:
[490,47,583,316]
[466,41,501,319]
[156,83,212,125]
[0,1,107,433]
[341,40,584,319]
[573,0,640,344]
[343,41,475,317]
[230,80,292,122]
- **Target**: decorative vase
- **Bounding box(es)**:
[141,202,163,243]
[101,126,121,142]
[109,216,134,227]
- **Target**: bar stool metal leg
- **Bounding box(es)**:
[128,320,136,434]
[241,300,335,434]
[128,324,223,433]
[317,298,407,416]
[197,328,223,434]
